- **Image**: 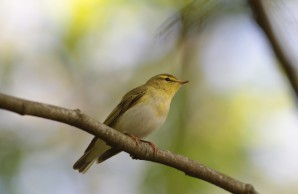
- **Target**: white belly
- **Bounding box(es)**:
[114,104,167,138]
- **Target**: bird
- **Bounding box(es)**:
[73,73,188,173]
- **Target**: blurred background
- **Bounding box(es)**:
[0,0,298,193]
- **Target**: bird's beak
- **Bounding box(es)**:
[178,80,189,84]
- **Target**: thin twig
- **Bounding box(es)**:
[0,93,259,194]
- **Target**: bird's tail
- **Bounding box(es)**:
[73,138,107,173]
[73,150,97,174]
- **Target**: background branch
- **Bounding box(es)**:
[248,0,298,100]
[0,93,258,194]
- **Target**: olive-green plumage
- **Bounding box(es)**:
[73,74,188,173]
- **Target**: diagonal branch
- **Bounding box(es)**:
[248,0,298,100]
[0,93,259,194]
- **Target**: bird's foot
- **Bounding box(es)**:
[140,139,157,155]
[124,133,157,154]
[124,133,141,145]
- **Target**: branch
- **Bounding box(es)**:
[0,93,259,194]
[248,0,298,99]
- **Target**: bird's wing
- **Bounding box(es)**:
[83,86,147,153]
[103,85,147,127]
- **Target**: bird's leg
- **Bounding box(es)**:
[124,133,157,154]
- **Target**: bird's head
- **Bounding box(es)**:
[146,74,189,96]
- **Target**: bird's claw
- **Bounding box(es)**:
[124,133,157,154]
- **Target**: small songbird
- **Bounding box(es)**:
[73,73,188,173]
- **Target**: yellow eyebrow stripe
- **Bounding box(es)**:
[156,74,178,81]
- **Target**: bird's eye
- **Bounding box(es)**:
[165,77,171,82]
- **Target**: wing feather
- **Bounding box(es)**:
[84,86,147,153]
